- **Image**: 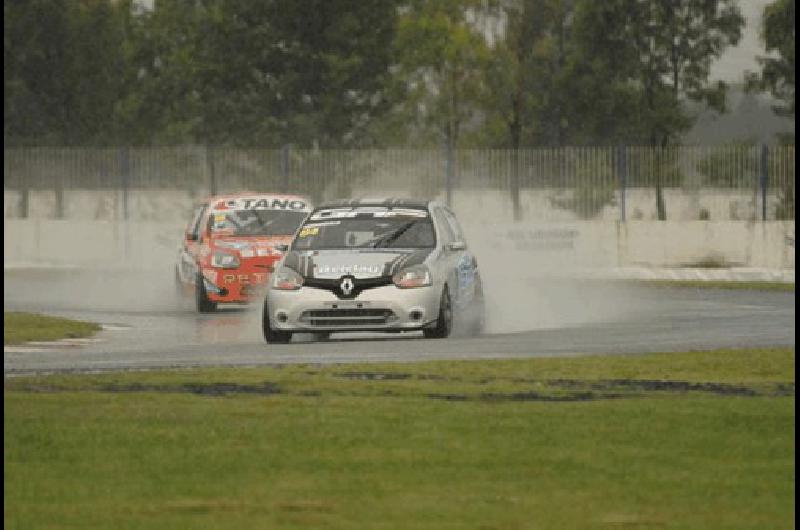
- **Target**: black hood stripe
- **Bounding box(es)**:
[282,251,301,272]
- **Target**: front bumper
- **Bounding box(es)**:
[266,284,441,332]
[203,267,273,303]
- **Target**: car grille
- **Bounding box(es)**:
[303,276,393,300]
[299,308,396,327]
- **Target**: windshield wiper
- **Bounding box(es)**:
[362,221,418,248]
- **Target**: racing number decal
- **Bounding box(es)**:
[456,254,476,301]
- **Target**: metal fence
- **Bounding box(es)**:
[3,145,795,222]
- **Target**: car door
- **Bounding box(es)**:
[179,203,208,284]
[441,207,479,309]
[431,206,463,303]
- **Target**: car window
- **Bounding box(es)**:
[442,208,465,242]
[292,207,435,250]
[209,209,308,237]
[190,204,207,239]
[433,208,455,245]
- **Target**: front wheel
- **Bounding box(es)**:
[195,273,217,313]
[423,287,453,339]
[262,297,292,344]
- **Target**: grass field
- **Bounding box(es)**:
[4,311,102,345]
[4,348,795,529]
[640,280,795,292]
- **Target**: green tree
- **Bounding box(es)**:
[265,0,398,147]
[122,0,397,147]
[572,0,744,219]
[392,0,493,149]
[746,0,795,118]
[4,0,133,145]
[482,0,570,148]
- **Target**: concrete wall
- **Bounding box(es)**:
[5,218,794,272]
[4,219,183,269]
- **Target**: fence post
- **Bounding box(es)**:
[119,146,130,221]
[54,151,65,219]
[760,144,768,221]
[616,145,627,222]
[19,149,29,218]
[281,144,290,193]
[206,144,217,196]
[511,149,521,221]
[445,142,454,207]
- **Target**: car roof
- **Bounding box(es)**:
[314,198,433,210]
[201,192,311,203]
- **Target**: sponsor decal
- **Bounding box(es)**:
[299,226,320,238]
[507,228,578,251]
[310,207,428,221]
[315,264,382,275]
[215,198,310,212]
[222,272,269,284]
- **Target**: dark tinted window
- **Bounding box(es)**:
[293,208,435,250]
[433,208,455,244]
[209,209,308,237]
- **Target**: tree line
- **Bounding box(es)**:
[4,0,795,148]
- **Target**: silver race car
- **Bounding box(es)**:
[262,199,484,343]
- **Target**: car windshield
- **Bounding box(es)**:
[210,209,308,237]
[292,209,435,250]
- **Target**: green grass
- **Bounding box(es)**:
[639,280,795,292]
[5,348,795,529]
[4,312,101,345]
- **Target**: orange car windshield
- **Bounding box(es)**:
[210,209,307,237]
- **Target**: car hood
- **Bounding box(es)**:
[212,236,291,256]
[283,248,433,279]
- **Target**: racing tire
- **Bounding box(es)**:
[423,286,453,339]
[262,298,292,344]
[195,273,217,313]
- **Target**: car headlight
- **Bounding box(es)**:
[272,266,304,290]
[211,251,240,269]
[393,264,432,289]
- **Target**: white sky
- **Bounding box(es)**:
[710,0,771,84]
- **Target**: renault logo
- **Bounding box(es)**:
[340,277,355,296]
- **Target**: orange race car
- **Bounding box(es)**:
[175,193,313,312]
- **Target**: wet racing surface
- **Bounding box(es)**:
[4,268,795,375]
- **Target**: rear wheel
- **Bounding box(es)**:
[262,297,292,344]
[195,273,217,313]
[423,287,453,339]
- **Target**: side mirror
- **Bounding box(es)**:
[448,241,467,251]
[274,244,289,252]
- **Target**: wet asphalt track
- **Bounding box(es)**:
[3,269,795,375]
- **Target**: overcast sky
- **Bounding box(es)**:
[710,0,771,84]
